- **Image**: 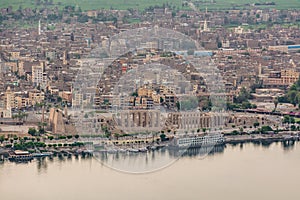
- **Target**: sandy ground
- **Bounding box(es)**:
[0,125,37,136]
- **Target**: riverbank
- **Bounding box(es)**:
[1,133,299,164]
[224,133,300,144]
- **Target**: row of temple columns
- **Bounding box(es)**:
[114,111,226,131]
[179,114,225,129]
[117,111,161,128]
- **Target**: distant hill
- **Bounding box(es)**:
[1,0,300,11]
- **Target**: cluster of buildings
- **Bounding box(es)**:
[0,6,300,134]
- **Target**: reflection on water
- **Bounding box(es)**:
[168,145,225,158]
[282,140,296,151]
[93,145,226,173]
[1,141,298,174]
[0,141,300,200]
[36,157,48,173]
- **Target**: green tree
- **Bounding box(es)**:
[241,101,252,109]
[160,133,167,141]
[287,90,298,106]
[234,87,251,104]
[230,130,239,135]
[239,127,244,133]
[67,135,72,139]
[57,96,62,102]
[172,11,176,17]
[0,135,4,143]
[38,122,47,134]
[260,126,273,134]
[291,125,297,131]
[48,136,54,140]
[253,122,260,128]
[283,115,295,124]
[28,128,37,136]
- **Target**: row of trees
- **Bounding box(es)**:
[0,135,43,144]
[227,125,274,135]
[14,141,46,151]
[47,135,79,140]
[1,134,81,144]
[13,141,84,151]
[28,126,45,136]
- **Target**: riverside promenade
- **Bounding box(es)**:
[224,133,299,144]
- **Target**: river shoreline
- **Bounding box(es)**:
[1,133,299,164]
[224,134,299,144]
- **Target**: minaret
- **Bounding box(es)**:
[5,86,13,118]
[63,50,68,65]
[258,64,262,76]
[5,86,12,110]
[202,7,210,32]
[203,20,208,31]
[38,19,41,35]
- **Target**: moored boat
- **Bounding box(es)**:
[32,152,53,157]
[8,150,33,162]
[170,133,225,148]
[128,148,139,153]
[138,147,148,152]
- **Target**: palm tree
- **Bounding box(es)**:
[12,111,27,124]
[38,122,47,134]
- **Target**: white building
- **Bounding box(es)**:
[32,65,47,88]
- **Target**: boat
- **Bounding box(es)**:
[118,149,127,153]
[83,149,94,154]
[170,133,225,148]
[128,148,139,153]
[150,146,157,150]
[32,152,53,158]
[138,147,148,152]
[8,151,33,162]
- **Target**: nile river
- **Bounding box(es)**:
[0,142,299,200]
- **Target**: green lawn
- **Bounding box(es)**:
[204,0,300,10]
[0,0,182,10]
[0,0,300,11]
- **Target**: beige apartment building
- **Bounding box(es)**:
[263,69,299,87]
